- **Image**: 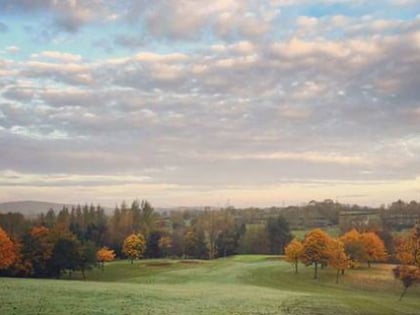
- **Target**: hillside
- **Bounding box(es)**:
[0,200,72,217]
[1,256,419,315]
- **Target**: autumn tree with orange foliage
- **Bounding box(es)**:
[340,229,387,267]
[96,247,116,270]
[339,229,366,267]
[0,226,16,270]
[393,221,420,300]
[300,229,333,279]
[327,239,349,283]
[361,232,387,267]
[284,238,303,274]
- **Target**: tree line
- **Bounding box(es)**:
[0,200,293,278]
[285,228,387,282]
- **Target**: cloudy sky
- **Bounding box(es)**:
[0,0,419,208]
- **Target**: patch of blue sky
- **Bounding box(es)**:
[283,2,419,20]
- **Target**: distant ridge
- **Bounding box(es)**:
[0,200,72,217]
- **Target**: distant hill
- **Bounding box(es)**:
[0,201,72,217]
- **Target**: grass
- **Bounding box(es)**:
[1,256,419,315]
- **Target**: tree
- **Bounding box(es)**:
[96,247,116,270]
[48,233,81,278]
[361,232,387,267]
[77,241,97,279]
[197,210,233,259]
[146,231,162,258]
[21,226,55,277]
[139,200,157,239]
[238,224,269,254]
[265,216,292,254]
[184,228,208,259]
[340,229,366,267]
[300,229,333,279]
[392,265,420,300]
[122,233,146,264]
[215,229,240,258]
[0,226,16,270]
[158,236,172,258]
[393,222,420,300]
[284,238,303,274]
[327,239,349,283]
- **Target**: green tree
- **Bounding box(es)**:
[184,228,207,259]
[21,226,55,277]
[266,215,292,254]
[48,234,81,278]
[238,225,269,254]
[145,231,162,258]
[77,241,97,279]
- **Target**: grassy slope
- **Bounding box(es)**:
[1,256,419,315]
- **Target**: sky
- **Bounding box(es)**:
[0,0,419,208]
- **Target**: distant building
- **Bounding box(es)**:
[338,209,381,231]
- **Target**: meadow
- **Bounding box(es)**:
[1,256,419,315]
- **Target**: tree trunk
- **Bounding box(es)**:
[368,261,371,268]
[399,287,408,301]
[341,269,345,275]
[336,269,340,284]
[130,258,133,264]
[295,260,298,274]
[314,262,318,279]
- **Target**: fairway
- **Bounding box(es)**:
[1,256,419,315]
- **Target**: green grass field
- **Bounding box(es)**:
[1,256,419,315]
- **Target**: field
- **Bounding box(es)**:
[1,256,419,315]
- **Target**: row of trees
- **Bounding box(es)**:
[0,200,295,278]
[0,223,150,278]
[285,228,387,282]
[0,225,98,278]
[284,223,420,299]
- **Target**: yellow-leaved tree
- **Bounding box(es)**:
[122,233,146,264]
[96,247,116,270]
[0,226,16,270]
[284,238,303,274]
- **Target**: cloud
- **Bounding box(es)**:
[0,0,114,32]
[1,1,420,205]
[32,51,82,62]
[0,169,152,187]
